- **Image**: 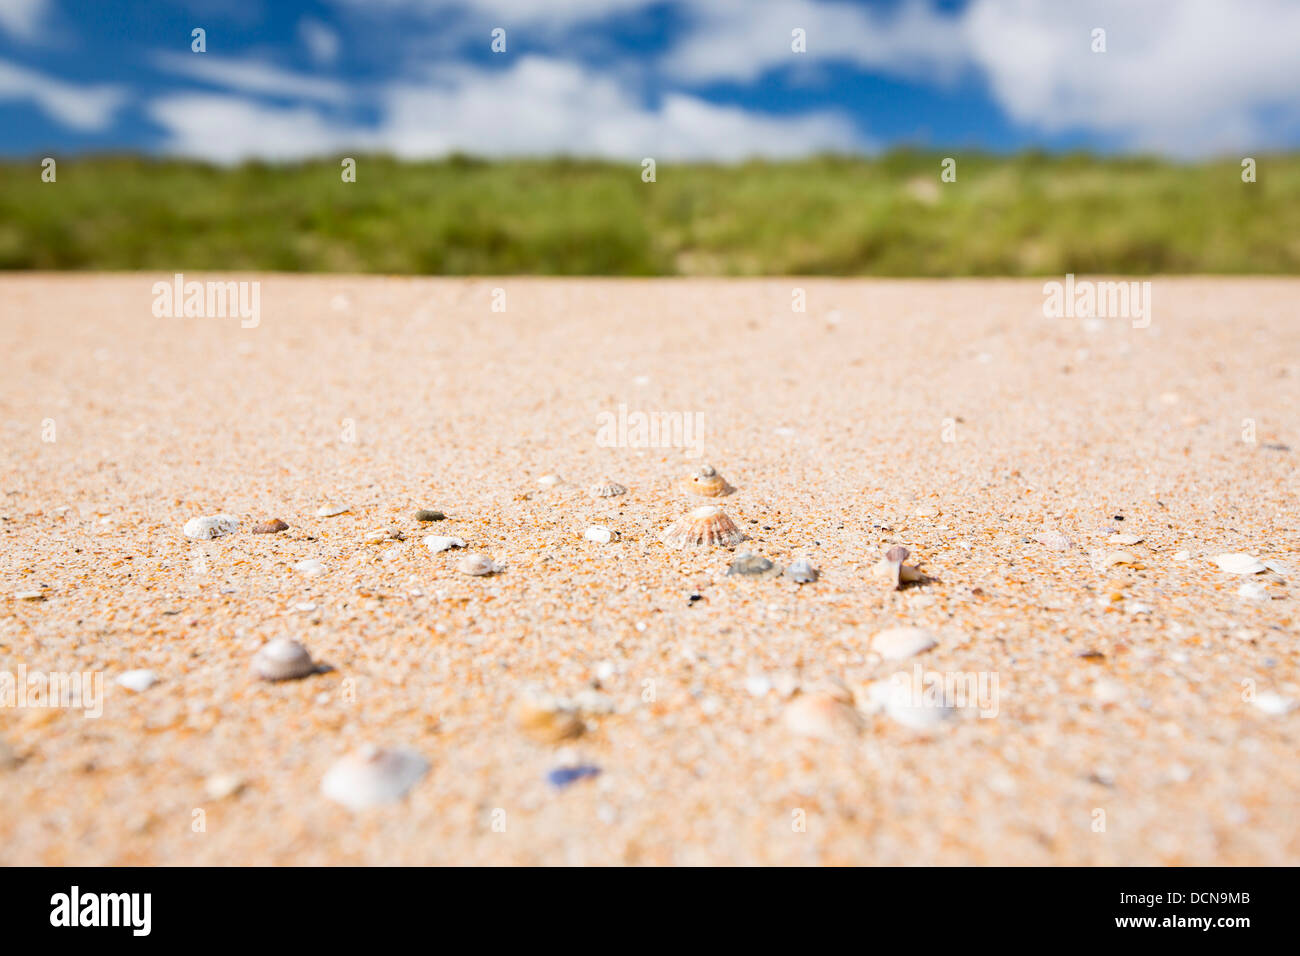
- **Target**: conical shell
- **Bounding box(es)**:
[679,464,734,497]
[320,745,429,809]
[588,479,627,498]
[253,638,317,681]
[660,505,744,548]
[457,553,502,575]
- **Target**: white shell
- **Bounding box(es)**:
[423,535,466,554]
[293,559,325,576]
[1108,533,1144,545]
[588,481,627,498]
[1033,530,1075,551]
[457,553,502,575]
[253,638,317,681]
[116,669,157,693]
[183,514,239,540]
[867,677,954,730]
[872,626,938,660]
[537,474,563,487]
[320,745,429,809]
[783,692,863,740]
[1254,692,1295,716]
[585,525,613,544]
[1211,552,1267,574]
[315,505,350,517]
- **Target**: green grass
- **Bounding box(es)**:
[2,151,1297,274]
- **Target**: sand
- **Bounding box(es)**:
[1,274,1297,865]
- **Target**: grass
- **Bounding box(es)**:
[2,151,1297,275]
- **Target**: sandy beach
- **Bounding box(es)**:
[1,274,1297,865]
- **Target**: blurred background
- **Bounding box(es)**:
[2,0,1298,275]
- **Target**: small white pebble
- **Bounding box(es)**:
[584,525,613,544]
[1254,692,1294,716]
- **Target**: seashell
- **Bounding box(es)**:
[457,553,503,575]
[537,474,563,487]
[14,590,45,601]
[726,552,780,577]
[183,514,239,540]
[584,525,614,544]
[423,535,466,554]
[320,744,429,809]
[1033,530,1074,551]
[315,505,349,517]
[116,669,157,693]
[253,638,317,681]
[873,546,926,588]
[786,558,818,583]
[872,626,938,660]
[783,692,864,740]
[588,480,627,498]
[1237,581,1271,602]
[513,699,584,743]
[866,677,954,730]
[294,559,325,576]
[913,504,941,518]
[1096,549,1141,569]
[252,519,289,534]
[1211,552,1267,575]
[1254,692,1295,716]
[204,773,245,800]
[362,528,404,544]
[678,464,734,497]
[414,509,445,522]
[1108,532,1144,546]
[659,505,744,548]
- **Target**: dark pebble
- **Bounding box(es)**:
[415,510,446,522]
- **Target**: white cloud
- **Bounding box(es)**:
[327,0,655,26]
[0,0,48,41]
[961,0,1300,154]
[147,56,864,163]
[663,0,966,85]
[0,57,124,130]
[299,17,341,66]
[152,51,350,104]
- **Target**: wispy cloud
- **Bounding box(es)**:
[0,57,125,130]
[151,51,351,104]
[0,0,49,42]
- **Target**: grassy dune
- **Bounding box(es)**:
[2,152,1297,274]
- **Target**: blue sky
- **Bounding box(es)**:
[2,0,1298,162]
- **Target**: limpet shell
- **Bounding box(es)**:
[457,553,503,575]
[588,480,627,498]
[183,514,240,540]
[659,505,744,549]
[1211,552,1267,575]
[253,638,318,681]
[320,745,429,809]
[679,464,734,497]
[727,552,780,577]
[786,558,819,583]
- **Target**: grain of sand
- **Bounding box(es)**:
[1,275,1297,865]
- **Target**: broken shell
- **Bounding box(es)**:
[1211,552,1267,575]
[513,699,584,744]
[588,480,627,498]
[726,552,780,577]
[457,553,502,575]
[659,505,744,548]
[315,505,350,517]
[183,514,240,540]
[362,528,405,544]
[584,525,614,544]
[423,535,466,554]
[253,638,317,681]
[873,546,926,588]
[116,669,157,693]
[320,745,429,810]
[786,558,819,583]
[1096,549,1141,569]
[872,626,938,660]
[783,692,864,740]
[1033,530,1075,551]
[1108,532,1145,546]
[679,464,734,497]
[252,519,289,534]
